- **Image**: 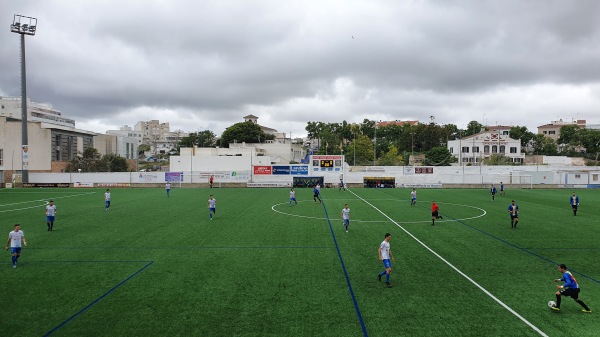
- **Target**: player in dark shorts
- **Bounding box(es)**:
[552,264,591,312]
[431,201,442,225]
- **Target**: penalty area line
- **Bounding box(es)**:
[348,189,549,337]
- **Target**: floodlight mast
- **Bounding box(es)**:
[11,14,37,184]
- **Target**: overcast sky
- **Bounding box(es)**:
[2,0,600,139]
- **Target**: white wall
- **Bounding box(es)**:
[27,165,600,187]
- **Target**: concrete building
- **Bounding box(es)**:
[0,116,96,182]
[0,96,75,128]
[243,114,292,142]
[94,134,138,160]
[176,140,306,166]
[134,120,186,154]
[447,130,524,165]
[537,119,586,142]
[106,125,142,159]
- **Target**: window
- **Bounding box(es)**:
[449,147,454,154]
[593,174,598,182]
[510,147,518,153]
[549,130,556,135]
[575,174,581,179]
[500,145,505,153]
[67,136,74,161]
[502,131,509,135]
[492,145,498,153]
[543,131,547,134]
[484,145,490,153]
[0,149,3,166]
[55,134,62,161]
[473,146,480,153]
[461,147,469,153]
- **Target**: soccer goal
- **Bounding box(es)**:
[177,174,221,188]
[517,175,533,189]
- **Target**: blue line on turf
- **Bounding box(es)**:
[442,214,600,285]
[27,246,335,250]
[43,261,154,337]
[319,194,369,337]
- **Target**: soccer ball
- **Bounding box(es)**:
[548,301,556,308]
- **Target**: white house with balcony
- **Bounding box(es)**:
[447,130,524,165]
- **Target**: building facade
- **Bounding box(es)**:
[537,119,586,142]
[447,130,524,165]
[0,96,75,128]
[134,120,185,154]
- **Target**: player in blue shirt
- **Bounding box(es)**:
[490,185,497,201]
[508,200,519,229]
[569,192,579,216]
[313,186,321,203]
[500,182,505,195]
[552,264,591,313]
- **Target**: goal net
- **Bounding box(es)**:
[517,175,533,189]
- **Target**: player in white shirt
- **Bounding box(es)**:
[46,200,57,231]
[341,204,351,232]
[165,183,171,198]
[208,195,217,220]
[410,189,417,206]
[289,188,297,206]
[104,189,111,210]
[377,233,395,288]
[6,224,27,268]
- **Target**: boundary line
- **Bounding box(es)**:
[349,189,549,337]
[319,195,368,337]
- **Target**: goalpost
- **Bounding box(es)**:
[517,175,533,189]
[178,173,221,188]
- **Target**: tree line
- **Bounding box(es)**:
[176,119,600,167]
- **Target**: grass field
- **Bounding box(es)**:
[1,186,599,337]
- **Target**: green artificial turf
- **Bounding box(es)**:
[0,187,598,336]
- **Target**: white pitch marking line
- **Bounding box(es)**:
[0,192,96,213]
[349,189,549,337]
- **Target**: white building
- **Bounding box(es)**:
[134,120,186,154]
[0,96,76,128]
[106,125,142,159]
[447,130,524,165]
[243,114,291,143]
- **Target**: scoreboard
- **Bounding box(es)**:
[320,160,334,167]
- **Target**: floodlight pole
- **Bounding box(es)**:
[11,14,37,184]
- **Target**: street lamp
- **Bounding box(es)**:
[11,14,38,183]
